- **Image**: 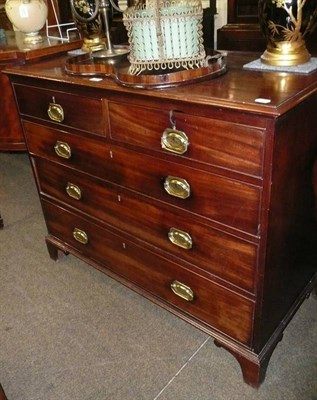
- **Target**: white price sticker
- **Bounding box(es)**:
[254,98,271,104]
[19,4,29,18]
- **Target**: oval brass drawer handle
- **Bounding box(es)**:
[66,183,82,200]
[73,228,88,245]
[161,128,189,154]
[54,141,72,159]
[48,102,64,122]
[168,227,192,250]
[170,280,194,302]
[164,176,190,199]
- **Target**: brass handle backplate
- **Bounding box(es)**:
[48,102,64,122]
[66,183,82,200]
[54,141,72,159]
[164,176,190,199]
[73,228,88,245]
[170,280,194,302]
[168,227,192,249]
[161,128,189,154]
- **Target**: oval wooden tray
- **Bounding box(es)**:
[64,49,227,89]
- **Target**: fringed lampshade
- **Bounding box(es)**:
[123,0,206,75]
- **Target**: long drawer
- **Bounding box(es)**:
[23,121,262,236]
[108,101,265,178]
[42,199,255,345]
[35,158,258,293]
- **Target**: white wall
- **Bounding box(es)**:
[214,0,227,48]
[215,0,227,31]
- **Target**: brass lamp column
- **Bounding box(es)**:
[91,0,129,61]
[258,0,317,66]
[69,0,105,52]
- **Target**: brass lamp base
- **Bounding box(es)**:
[81,37,106,53]
[93,45,130,64]
[261,40,311,66]
[23,32,44,45]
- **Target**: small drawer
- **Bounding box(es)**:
[35,158,258,293]
[23,119,106,168]
[14,84,107,136]
[23,120,261,236]
[109,102,265,177]
[42,199,254,345]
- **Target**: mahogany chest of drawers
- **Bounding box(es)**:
[6,53,317,388]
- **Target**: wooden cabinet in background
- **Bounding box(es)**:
[47,0,73,26]
[0,57,22,150]
[0,383,7,400]
[0,0,12,31]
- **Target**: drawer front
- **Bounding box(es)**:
[42,199,254,345]
[24,121,261,235]
[109,102,265,177]
[35,158,258,292]
[14,84,106,136]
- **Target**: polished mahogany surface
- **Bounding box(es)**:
[6,52,317,388]
[6,51,317,115]
[0,32,81,62]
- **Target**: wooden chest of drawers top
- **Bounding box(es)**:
[7,52,317,115]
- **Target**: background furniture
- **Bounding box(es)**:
[47,0,73,26]
[0,383,7,400]
[0,0,11,30]
[217,0,317,54]
[6,51,317,388]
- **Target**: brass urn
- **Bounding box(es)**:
[69,0,105,52]
[259,0,317,66]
